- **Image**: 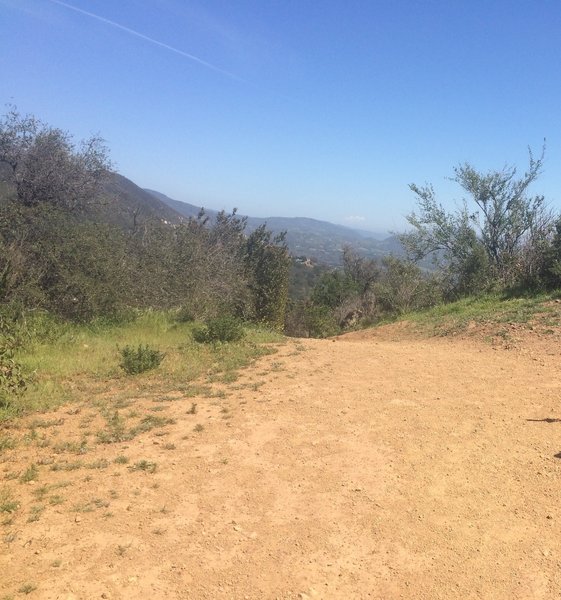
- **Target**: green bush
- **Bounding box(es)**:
[175,305,195,323]
[192,316,245,344]
[0,344,28,410]
[119,344,165,375]
[303,305,340,338]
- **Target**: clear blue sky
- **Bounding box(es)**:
[1,0,560,233]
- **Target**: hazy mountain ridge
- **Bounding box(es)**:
[144,188,404,266]
[98,174,184,229]
[0,169,403,266]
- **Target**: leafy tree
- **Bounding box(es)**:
[401,147,552,293]
[0,106,110,211]
[311,270,355,309]
[342,245,381,296]
[374,256,441,314]
[305,247,380,331]
[0,108,292,330]
[0,201,127,320]
[245,225,291,330]
[540,217,561,288]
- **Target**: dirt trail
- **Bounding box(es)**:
[2,326,561,599]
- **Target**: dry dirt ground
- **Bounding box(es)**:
[2,324,561,599]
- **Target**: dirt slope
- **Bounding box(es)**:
[2,325,561,599]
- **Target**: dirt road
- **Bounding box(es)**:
[2,325,561,599]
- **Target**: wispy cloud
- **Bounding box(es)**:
[48,0,241,80]
[344,215,366,223]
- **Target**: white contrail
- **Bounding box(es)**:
[48,0,241,80]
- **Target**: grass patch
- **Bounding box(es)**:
[86,458,109,470]
[403,292,561,336]
[0,487,19,513]
[71,497,109,512]
[50,461,83,472]
[17,583,37,595]
[183,385,213,398]
[19,463,39,483]
[3,311,283,421]
[52,439,89,455]
[129,415,175,436]
[96,411,130,444]
[27,417,64,429]
[0,434,17,451]
[119,344,165,375]
[128,460,157,473]
[27,504,44,523]
[192,316,245,344]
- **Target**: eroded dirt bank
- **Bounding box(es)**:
[2,326,561,599]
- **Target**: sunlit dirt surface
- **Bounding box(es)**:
[2,323,561,599]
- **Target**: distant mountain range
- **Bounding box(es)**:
[1,166,406,266]
[1,165,403,266]
[143,188,404,266]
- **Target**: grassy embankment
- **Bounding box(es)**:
[4,291,561,423]
[1,311,284,422]
[0,313,283,548]
[402,291,561,338]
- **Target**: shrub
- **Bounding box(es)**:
[175,305,195,323]
[192,316,245,343]
[119,344,165,375]
[0,343,27,410]
[303,305,340,338]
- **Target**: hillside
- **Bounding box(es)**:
[145,188,403,265]
[96,173,185,229]
[1,166,402,266]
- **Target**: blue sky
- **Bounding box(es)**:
[1,0,560,233]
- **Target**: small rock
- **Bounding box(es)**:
[75,516,82,523]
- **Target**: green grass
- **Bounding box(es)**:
[403,291,561,336]
[17,583,37,595]
[52,439,89,455]
[49,461,84,472]
[128,460,157,473]
[3,311,283,421]
[19,463,39,483]
[27,504,44,523]
[0,435,17,451]
[0,487,19,513]
[71,497,110,512]
[129,415,175,436]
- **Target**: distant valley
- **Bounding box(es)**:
[144,188,404,266]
